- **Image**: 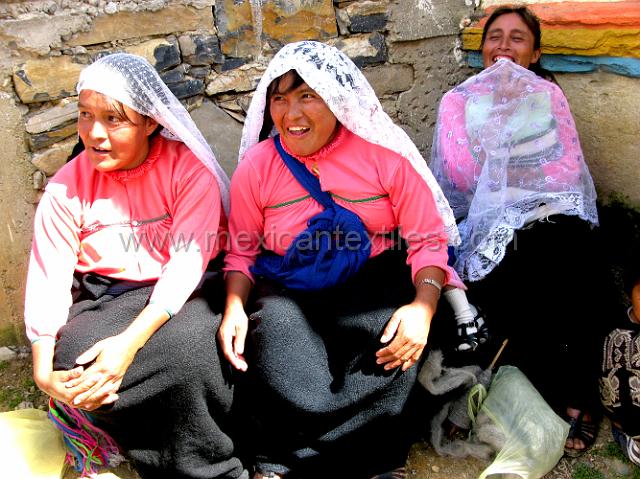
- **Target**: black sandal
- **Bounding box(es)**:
[455,306,489,352]
[564,411,597,457]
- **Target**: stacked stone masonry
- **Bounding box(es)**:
[0,0,638,341]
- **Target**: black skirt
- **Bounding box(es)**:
[236,248,426,478]
[53,271,246,479]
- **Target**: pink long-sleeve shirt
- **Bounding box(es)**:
[224,126,462,288]
[24,136,225,342]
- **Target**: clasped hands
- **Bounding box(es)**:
[43,333,137,411]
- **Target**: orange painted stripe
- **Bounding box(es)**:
[464,1,640,57]
[473,1,640,29]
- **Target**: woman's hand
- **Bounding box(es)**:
[219,271,253,372]
[376,267,443,372]
[218,306,250,372]
[375,301,432,372]
[63,333,139,410]
[64,303,171,410]
[32,340,86,405]
[37,368,85,404]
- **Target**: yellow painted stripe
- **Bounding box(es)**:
[463,27,640,58]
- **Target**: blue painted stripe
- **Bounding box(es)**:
[466,51,640,77]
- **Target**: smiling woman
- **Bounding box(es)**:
[220,41,463,479]
[481,9,541,69]
[24,53,247,479]
[430,4,605,462]
[264,71,339,157]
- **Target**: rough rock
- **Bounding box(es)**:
[215,0,337,58]
[13,56,84,104]
[388,0,472,41]
[30,136,77,176]
[67,5,214,47]
[389,35,474,155]
[179,34,224,66]
[0,347,17,362]
[327,32,387,67]
[0,12,90,56]
[28,121,77,151]
[190,99,243,177]
[26,100,78,135]
[363,63,414,96]
[336,0,389,34]
[126,39,181,71]
[205,63,265,95]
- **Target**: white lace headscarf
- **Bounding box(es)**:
[430,60,598,281]
[239,40,460,245]
[77,53,230,213]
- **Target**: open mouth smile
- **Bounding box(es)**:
[287,126,310,136]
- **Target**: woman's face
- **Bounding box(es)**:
[78,90,158,173]
[269,71,338,157]
[482,12,541,69]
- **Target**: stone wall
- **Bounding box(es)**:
[0,0,475,343]
[0,0,638,343]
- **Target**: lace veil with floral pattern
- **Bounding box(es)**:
[430,60,598,281]
[77,53,230,213]
[239,40,460,245]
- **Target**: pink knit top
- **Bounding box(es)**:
[224,126,462,288]
[24,136,226,342]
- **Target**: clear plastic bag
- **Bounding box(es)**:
[471,366,569,479]
[0,408,66,479]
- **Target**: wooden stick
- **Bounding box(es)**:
[488,338,509,370]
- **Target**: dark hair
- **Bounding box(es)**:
[480,5,556,82]
[481,6,541,51]
[259,69,306,141]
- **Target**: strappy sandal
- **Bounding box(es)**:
[456,306,490,352]
[370,466,406,479]
[456,319,479,352]
[564,411,597,457]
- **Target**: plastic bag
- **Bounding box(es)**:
[0,408,66,479]
[470,366,569,479]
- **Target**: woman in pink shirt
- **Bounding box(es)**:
[220,41,461,479]
[430,6,602,458]
[24,54,246,479]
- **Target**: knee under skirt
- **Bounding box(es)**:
[53,272,246,479]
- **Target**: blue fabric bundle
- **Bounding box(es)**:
[251,135,371,290]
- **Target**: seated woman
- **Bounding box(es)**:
[220,41,463,478]
[25,53,246,479]
[430,6,603,457]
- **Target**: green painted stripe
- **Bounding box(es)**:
[265,193,388,209]
[330,193,388,203]
[265,195,311,209]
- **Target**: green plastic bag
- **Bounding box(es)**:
[0,408,66,479]
[470,366,570,479]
